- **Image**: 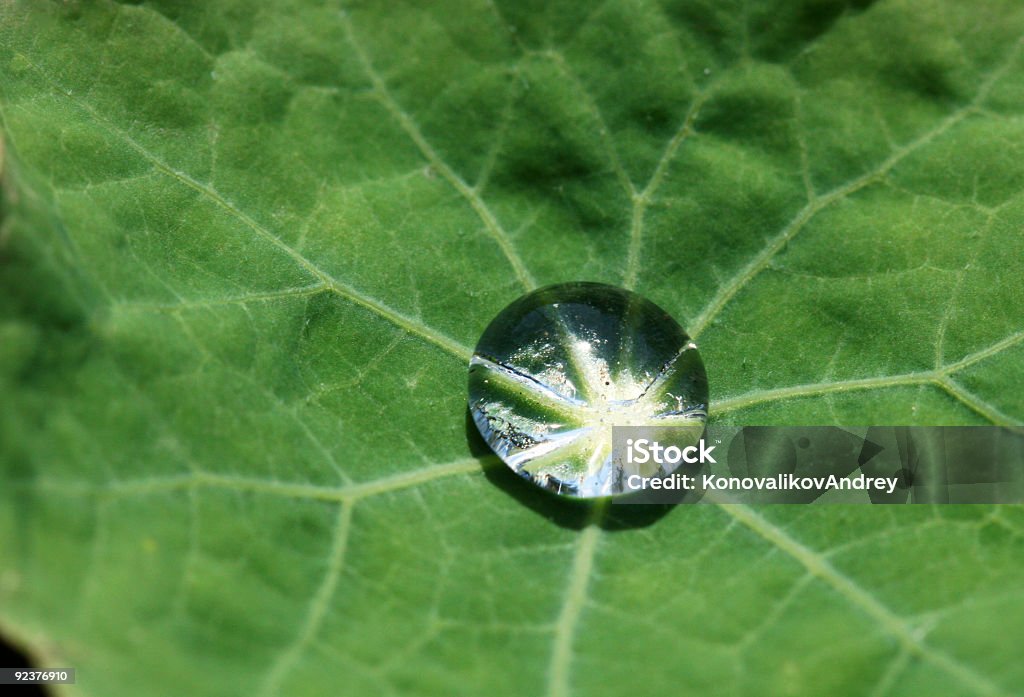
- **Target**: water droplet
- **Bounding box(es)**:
[468,282,709,498]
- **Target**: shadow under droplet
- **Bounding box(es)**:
[465,408,672,531]
[0,636,48,697]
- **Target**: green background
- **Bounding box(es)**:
[1,1,1023,695]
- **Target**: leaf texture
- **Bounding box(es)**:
[1,2,1023,696]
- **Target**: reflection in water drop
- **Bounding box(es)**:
[468,282,709,498]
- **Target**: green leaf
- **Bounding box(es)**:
[2,1,1023,696]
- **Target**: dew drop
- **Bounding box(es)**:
[468,282,709,498]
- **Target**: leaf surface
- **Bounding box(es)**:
[1,2,1023,696]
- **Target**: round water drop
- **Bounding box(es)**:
[468,282,709,498]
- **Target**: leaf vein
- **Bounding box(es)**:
[12,52,472,362]
[341,12,536,292]
[257,502,354,697]
[26,457,491,504]
[721,504,1010,697]
[624,91,708,289]
[547,504,606,697]
[688,34,1024,337]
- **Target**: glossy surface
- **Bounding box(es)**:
[469,283,708,497]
